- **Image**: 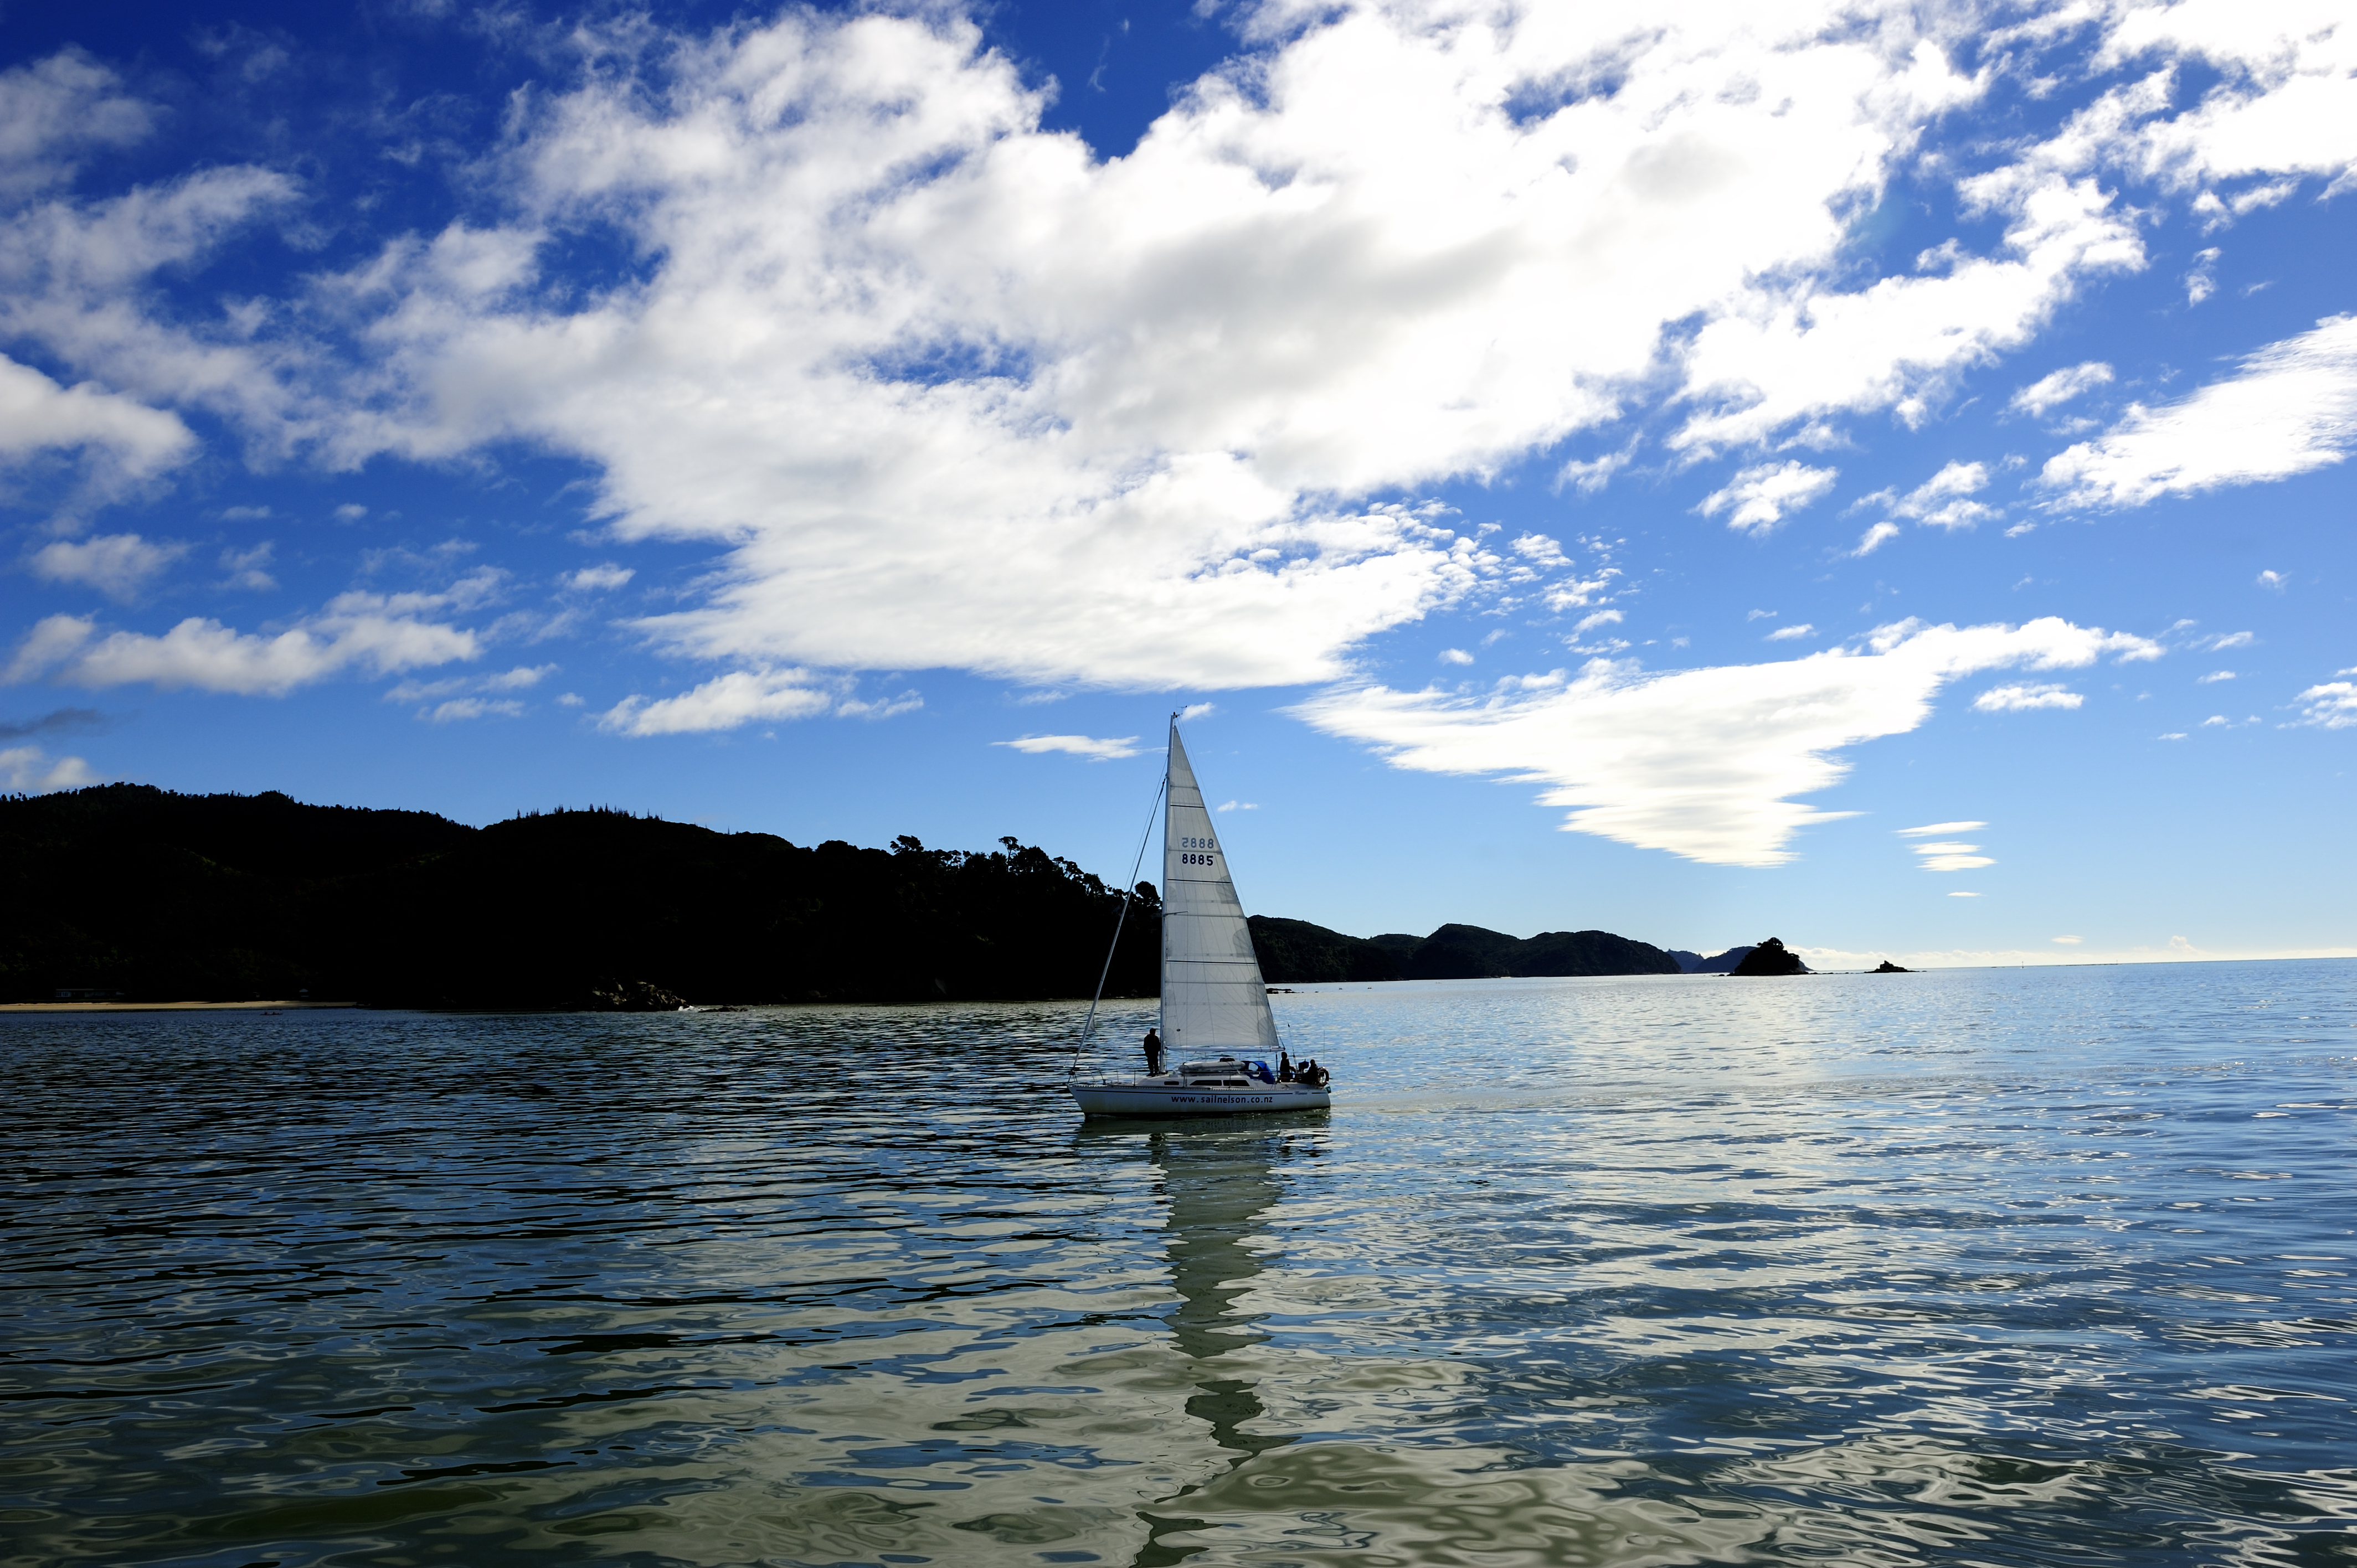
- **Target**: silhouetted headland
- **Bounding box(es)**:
[4,785,1791,1007]
[1730,937,1812,976]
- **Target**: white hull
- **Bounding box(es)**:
[1071,1078,1331,1118]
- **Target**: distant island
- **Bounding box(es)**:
[2,786,1791,1007]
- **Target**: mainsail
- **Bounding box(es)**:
[1160,720,1280,1055]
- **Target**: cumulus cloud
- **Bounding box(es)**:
[2,3,2346,714]
[218,542,276,592]
[2010,361,2114,417]
[2040,315,2357,508]
[992,733,1145,761]
[1897,821,1987,835]
[1699,462,1839,535]
[1853,521,1900,556]
[1294,617,2160,867]
[599,669,837,735]
[1438,647,1475,665]
[4,598,480,695]
[1874,459,1999,531]
[2183,246,2220,306]
[0,744,99,792]
[0,50,152,200]
[1766,623,1816,641]
[295,4,2144,690]
[2293,681,2357,729]
[28,532,189,601]
[0,354,193,483]
[564,563,634,591]
[1974,682,2083,711]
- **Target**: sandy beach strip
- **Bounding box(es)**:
[0,999,359,1013]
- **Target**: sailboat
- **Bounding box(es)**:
[1070,718,1332,1117]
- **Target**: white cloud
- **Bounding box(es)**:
[1974,682,2083,711]
[1947,890,1980,897]
[1876,459,1998,530]
[2292,681,2357,729]
[218,542,276,592]
[1438,647,1475,665]
[2209,631,2255,649]
[1178,702,1217,723]
[0,744,99,792]
[1910,838,1993,872]
[2010,361,2113,417]
[1897,821,1986,835]
[2158,731,2186,740]
[992,733,1145,761]
[4,6,2342,710]
[2197,669,2234,683]
[565,563,635,591]
[1294,616,2160,867]
[1572,610,1623,636]
[2257,569,2287,591]
[426,698,525,724]
[2051,935,2082,944]
[1853,521,1900,556]
[1556,444,1636,496]
[4,600,480,695]
[838,689,923,720]
[599,668,836,735]
[28,532,189,602]
[291,6,2106,691]
[2184,246,2220,305]
[1698,462,1839,535]
[333,504,367,522]
[1766,623,1816,641]
[1746,608,1778,622]
[1216,799,1259,812]
[0,353,193,483]
[0,50,152,200]
[2040,316,2357,508]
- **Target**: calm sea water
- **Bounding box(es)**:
[5,963,2355,1568]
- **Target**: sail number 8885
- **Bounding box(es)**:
[1177,835,1217,866]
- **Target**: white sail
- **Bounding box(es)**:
[1160,720,1280,1055]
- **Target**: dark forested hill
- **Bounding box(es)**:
[0,786,1159,1006]
[4,786,1703,1006]
[1247,917,1682,983]
[1393,922,1683,979]
[1246,916,1406,983]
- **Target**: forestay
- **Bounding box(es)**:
[1160,721,1280,1055]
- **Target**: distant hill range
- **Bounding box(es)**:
[1249,917,1693,982]
[2,786,1762,1006]
[1668,945,1757,973]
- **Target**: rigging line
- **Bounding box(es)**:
[1072,773,1166,1077]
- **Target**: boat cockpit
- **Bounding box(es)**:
[1141,1056,1281,1088]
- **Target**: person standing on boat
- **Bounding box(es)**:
[1278,1049,1295,1082]
[1143,1028,1164,1076]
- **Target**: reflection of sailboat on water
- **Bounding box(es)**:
[1146,1128,1296,1459]
[1071,718,1331,1118]
[1073,1122,1307,1565]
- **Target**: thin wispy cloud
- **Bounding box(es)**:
[993,734,1145,761]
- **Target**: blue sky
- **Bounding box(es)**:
[2,0,2351,968]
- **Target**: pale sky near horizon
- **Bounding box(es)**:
[1,0,2352,969]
